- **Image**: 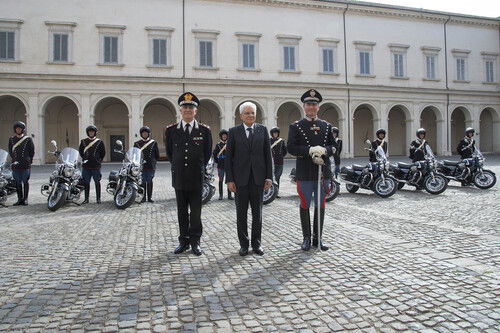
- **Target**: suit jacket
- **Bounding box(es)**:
[287,118,337,181]
[165,120,212,191]
[225,123,273,187]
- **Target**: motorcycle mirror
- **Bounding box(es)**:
[51,140,57,148]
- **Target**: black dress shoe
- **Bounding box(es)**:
[148,199,154,203]
[313,241,329,251]
[301,239,311,251]
[13,201,22,206]
[174,243,190,254]
[252,247,264,256]
[192,244,203,256]
[239,247,249,256]
[21,201,28,206]
[82,199,89,204]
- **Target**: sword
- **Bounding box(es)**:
[317,163,322,252]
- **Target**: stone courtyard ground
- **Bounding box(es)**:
[0,155,499,332]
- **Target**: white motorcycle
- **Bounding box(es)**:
[41,140,85,211]
[106,140,145,209]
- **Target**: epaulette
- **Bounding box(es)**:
[165,123,177,129]
[199,123,210,129]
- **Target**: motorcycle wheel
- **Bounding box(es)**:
[372,176,397,198]
[473,170,497,189]
[114,184,136,209]
[202,182,215,205]
[325,179,340,202]
[346,184,359,193]
[263,183,278,205]
[424,174,447,195]
[48,186,68,211]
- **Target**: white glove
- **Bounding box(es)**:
[331,147,337,154]
[312,156,325,165]
[309,146,327,157]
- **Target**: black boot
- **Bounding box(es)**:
[95,181,101,204]
[141,182,147,203]
[227,189,233,200]
[21,182,29,205]
[82,183,90,204]
[147,181,154,203]
[313,208,329,251]
[13,184,23,206]
[218,181,223,200]
[300,208,311,251]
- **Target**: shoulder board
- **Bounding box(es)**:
[165,123,177,129]
[199,123,210,129]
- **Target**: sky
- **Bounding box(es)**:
[352,0,500,18]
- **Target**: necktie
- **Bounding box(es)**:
[185,123,190,134]
[247,127,253,141]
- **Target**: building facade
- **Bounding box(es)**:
[0,0,499,164]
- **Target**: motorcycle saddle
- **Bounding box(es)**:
[443,160,460,166]
[397,162,413,169]
[352,164,365,171]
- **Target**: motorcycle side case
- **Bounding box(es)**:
[108,170,119,182]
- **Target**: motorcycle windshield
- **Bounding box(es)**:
[375,146,387,161]
[425,145,435,159]
[474,147,484,159]
[0,149,8,167]
[126,147,142,165]
[59,148,80,165]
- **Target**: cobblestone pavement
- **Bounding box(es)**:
[0,155,499,332]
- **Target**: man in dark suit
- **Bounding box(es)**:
[226,101,273,257]
[165,92,212,256]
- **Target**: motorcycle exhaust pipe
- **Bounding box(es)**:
[343,180,360,186]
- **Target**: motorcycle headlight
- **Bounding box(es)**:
[63,166,75,178]
[131,166,140,176]
[120,168,127,176]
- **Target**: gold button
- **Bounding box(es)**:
[184,163,187,166]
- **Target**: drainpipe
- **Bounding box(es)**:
[444,15,451,154]
[343,4,351,156]
[182,0,186,92]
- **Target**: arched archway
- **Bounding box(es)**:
[234,100,264,127]
[276,101,302,141]
[0,95,27,151]
[43,96,79,163]
[419,106,441,153]
[480,107,499,152]
[143,98,176,159]
[94,97,129,162]
[353,104,376,156]
[198,99,221,144]
[451,107,471,154]
[319,102,341,127]
[387,105,409,156]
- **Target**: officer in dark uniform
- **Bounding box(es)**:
[134,126,160,203]
[165,92,212,256]
[79,125,106,204]
[8,121,35,206]
[269,127,287,198]
[212,129,233,200]
[369,128,388,162]
[331,127,342,178]
[287,89,338,251]
[409,128,429,163]
[457,127,476,159]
